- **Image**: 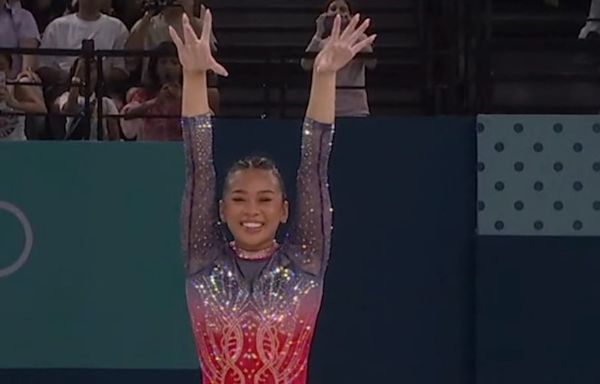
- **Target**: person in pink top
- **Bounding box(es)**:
[172,8,375,384]
[121,42,183,141]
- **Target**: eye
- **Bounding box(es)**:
[259,197,273,203]
[232,197,245,202]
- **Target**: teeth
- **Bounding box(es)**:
[242,222,263,228]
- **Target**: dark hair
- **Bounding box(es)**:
[68,56,97,80]
[147,42,181,91]
[324,0,354,14]
[224,156,287,199]
[21,0,67,14]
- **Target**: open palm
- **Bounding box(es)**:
[168,11,228,77]
[314,14,376,74]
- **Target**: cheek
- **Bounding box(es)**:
[264,204,285,221]
[222,204,242,220]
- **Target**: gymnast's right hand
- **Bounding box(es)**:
[168,11,228,77]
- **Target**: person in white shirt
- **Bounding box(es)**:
[0,53,46,141]
[0,0,40,77]
[300,0,376,117]
[55,56,119,140]
[37,0,129,88]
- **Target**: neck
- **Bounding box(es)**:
[231,240,278,261]
[77,9,101,21]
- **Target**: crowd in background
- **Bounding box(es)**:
[0,0,379,141]
[2,0,600,141]
[0,0,219,142]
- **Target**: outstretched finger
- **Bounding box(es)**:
[347,18,371,45]
[211,60,229,77]
[340,14,360,41]
[331,14,342,40]
[182,13,199,44]
[200,8,212,43]
[169,26,185,53]
[351,34,377,56]
[200,4,206,21]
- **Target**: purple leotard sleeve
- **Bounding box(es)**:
[285,118,335,277]
[180,115,222,275]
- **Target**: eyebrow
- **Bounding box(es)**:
[231,190,276,194]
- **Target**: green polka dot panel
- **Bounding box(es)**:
[477,115,600,236]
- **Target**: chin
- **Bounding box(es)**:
[233,231,276,251]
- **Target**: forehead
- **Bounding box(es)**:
[227,168,280,191]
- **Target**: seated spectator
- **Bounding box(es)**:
[20,0,68,34]
[580,0,600,38]
[126,0,219,113]
[0,0,40,78]
[301,0,376,117]
[0,53,47,141]
[37,0,129,89]
[121,42,184,141]
[55,57,119,140]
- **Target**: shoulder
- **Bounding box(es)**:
[101,14,128,30]
[45,14,73,29]
[13,6,35,21]
[102,96,118,109]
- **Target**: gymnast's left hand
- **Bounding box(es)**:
[168,10,228,77]
[314,14,376,74]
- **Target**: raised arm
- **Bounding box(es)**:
[288,15,376,276]
[170,11,229,274]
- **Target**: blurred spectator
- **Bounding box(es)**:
[112,0,144,29]
[301,0,376,117]
[580,0,600,38]
[0,0,40,78]
[21,0,68,33]
[37,0,129,89]
[0,53,46,140]
[121,42,183,141]
[67,0,115,16]
[126,0,219,112]
[55,57,119,140]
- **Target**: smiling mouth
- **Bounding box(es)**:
[241,222,264,231]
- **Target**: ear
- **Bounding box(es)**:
[281,200,289,224]
[219,199,225,223]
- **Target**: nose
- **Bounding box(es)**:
[242,200,260,216]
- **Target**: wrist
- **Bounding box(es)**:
[313,69,336,78]
[183,70,206,79]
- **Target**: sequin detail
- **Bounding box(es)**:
[181,115,334,384]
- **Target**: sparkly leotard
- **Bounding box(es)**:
[181,115,334,384]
